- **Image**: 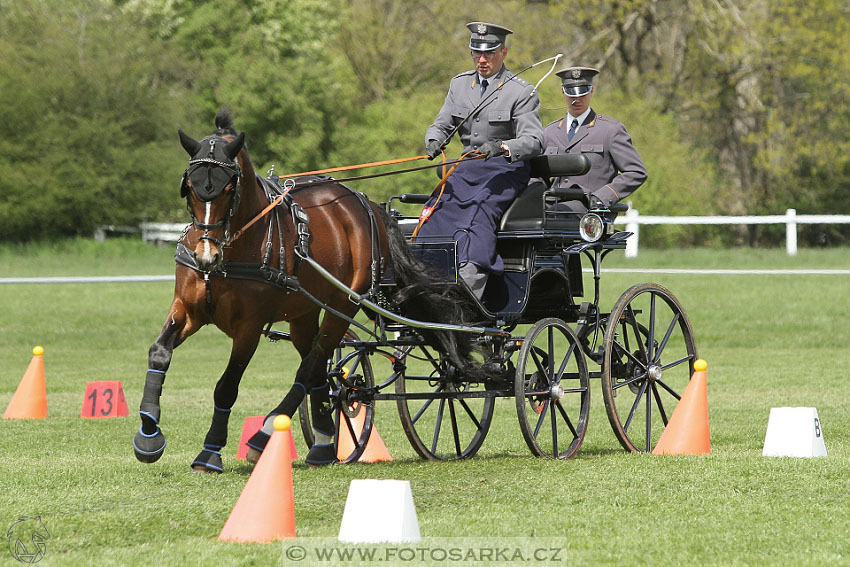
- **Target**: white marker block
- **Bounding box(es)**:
[762,407,827,458]
[338,479,420,543]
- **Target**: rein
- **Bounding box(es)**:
[228,186,293,245]
[226,153,487,244]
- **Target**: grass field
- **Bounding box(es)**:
[1,239,848,566]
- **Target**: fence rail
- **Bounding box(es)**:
[96,209,850,257]
[616,208,850,257]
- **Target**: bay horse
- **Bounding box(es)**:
[132,108,481,471]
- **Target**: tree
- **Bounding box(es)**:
[0,0,192,240]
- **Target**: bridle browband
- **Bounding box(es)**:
[183,137,243,248]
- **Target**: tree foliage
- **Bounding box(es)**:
[1,0,847,245]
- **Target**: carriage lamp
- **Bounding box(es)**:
[579,213,604,242]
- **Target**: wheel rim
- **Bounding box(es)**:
[515,318,590,459]
[602,283,698,452]
[395,343,495,460]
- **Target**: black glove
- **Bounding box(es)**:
[588,194,605,210]
[426,140,443,160]
[478,141,505,161]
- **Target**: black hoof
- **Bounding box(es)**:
[133,425,167,463]
[305,443,338,466]
[246,429,270,454]
[191,448,223,473]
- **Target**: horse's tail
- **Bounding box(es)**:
[377,209,486,379]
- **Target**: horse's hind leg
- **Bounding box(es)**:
[245,310,341,465]
[191,330,261,473]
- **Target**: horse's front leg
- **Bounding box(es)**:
[191,331,261,473]
[133,307,197,463]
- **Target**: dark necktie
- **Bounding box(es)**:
[480,79,488,97]
[568,119,579,141]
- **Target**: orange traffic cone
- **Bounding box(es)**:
[219,415,296,542]
[653,359,710,455]
[337,407,392,463]
[4,346,48,419]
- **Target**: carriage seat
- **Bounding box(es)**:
[499,154,592,231]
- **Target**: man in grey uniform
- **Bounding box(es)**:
[420,22,543,299]
[542,67,647,212]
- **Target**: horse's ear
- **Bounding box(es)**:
[223,132,245,161]
[178,129,201,156]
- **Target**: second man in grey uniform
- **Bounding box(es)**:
[542,67,647,212]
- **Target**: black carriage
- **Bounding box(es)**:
[290,154,698,461]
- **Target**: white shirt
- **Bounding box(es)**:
[568,107,592,128]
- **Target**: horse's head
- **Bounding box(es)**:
[177,128,245,271]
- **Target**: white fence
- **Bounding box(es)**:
[96,210,850,257]
[617,208,850,257]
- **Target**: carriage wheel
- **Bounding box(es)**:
[395,342,495,460]
[601,283,698,452]
[515,318,590,459]
[298,330,376,463]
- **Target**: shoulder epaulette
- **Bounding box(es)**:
[454,69,476,80]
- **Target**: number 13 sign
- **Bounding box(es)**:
[81,381,129,419]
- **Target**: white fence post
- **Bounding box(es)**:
[785,208,797,257]
[624,208,639,258]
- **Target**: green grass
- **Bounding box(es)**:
[1,240,849,566]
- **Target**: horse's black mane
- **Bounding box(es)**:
[214,107,238,137]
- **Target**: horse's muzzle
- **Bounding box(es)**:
[194,239,222,271]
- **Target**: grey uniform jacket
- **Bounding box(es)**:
[543,109,647,206]
[426,66,543,162]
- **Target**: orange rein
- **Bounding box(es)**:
[228,187,293,245]
[277,155,428,179]
[227,152,486,245]
[410,150,481,239]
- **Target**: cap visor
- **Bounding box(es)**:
[469,41,502,51]
[562,85,592,97]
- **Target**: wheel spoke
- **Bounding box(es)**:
[655,311,681,362]
[341,412,358,446]
[612,373,646,391]
[457,397,484,431]
[623,379,648,433]
[645,381,653,451]
[533,398,550,439]
[625,303,649,361]
[556,342,577,382]
[411,384,443,425]
[547,327,555,376]
[430,398,446,454]
[530,346,548,376]
[661,354,694,372]
[550,401,559,455]
[611,339,648,373]
[648,293,656,361]
[555,401,578,438]
[448,399,462,457]
[655,377,682,400]
[651,382,670,427]
[625,305,649,364]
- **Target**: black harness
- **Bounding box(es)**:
[177,173,384,325]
